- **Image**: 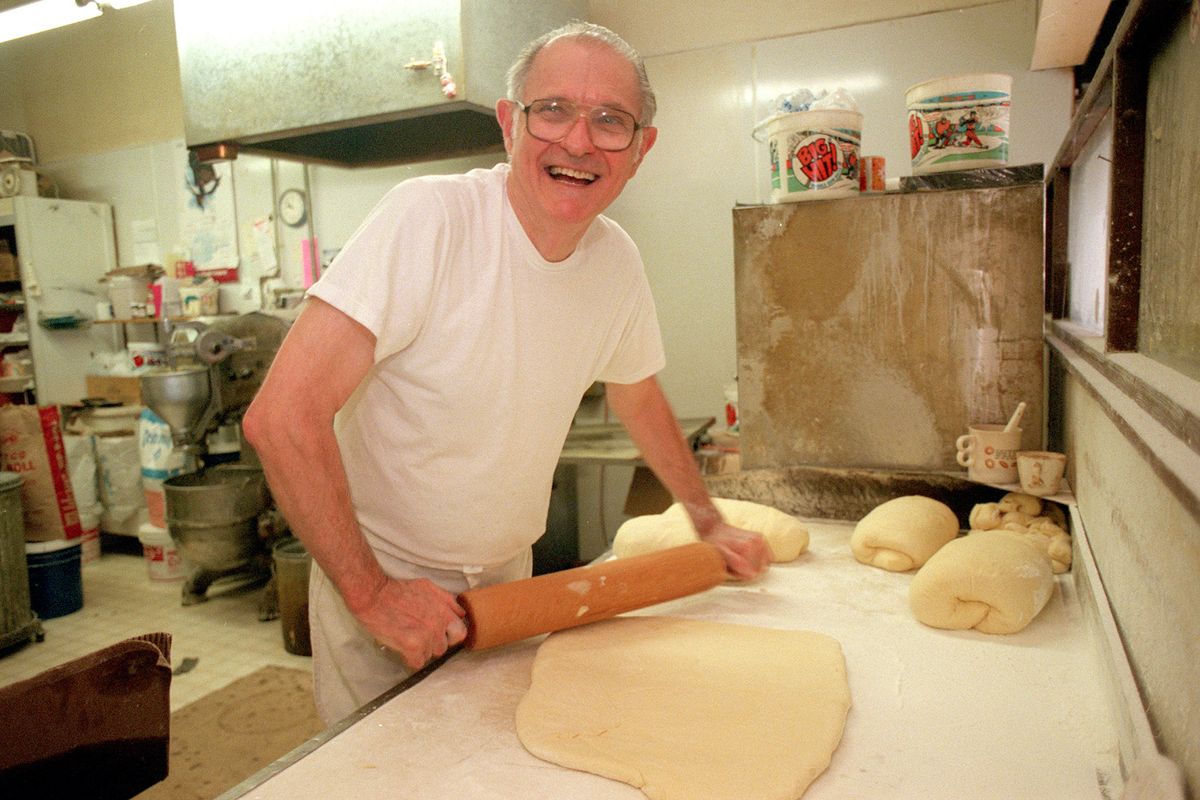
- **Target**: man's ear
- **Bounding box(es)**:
[495,99,517,155]
[632,126,658,171]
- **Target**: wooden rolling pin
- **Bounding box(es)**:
[459,542,727,651]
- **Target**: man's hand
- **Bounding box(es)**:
[356,578,469,669]
[701,523,771,581]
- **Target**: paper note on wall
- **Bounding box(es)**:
[302,238,319,288]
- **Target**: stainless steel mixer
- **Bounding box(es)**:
[139,311,294,615]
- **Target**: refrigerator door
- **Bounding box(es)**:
[14,197,118,405]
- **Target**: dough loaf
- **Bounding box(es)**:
[909,530,1055,634]
[516,616,851,800]
[613,497,808,562]
[850,495,959,571]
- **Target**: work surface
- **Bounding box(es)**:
[236,520,1121,799]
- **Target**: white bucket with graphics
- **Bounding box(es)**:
[906,73,1011,174]
[758,109,862,202]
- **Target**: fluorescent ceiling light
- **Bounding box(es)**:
[0,0,154,45]
[0,0,101,45]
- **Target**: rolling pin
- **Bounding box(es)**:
[458,542,727,651]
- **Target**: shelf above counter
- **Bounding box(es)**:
[0,375,34,393]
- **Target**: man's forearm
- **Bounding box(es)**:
[605,377,721,535]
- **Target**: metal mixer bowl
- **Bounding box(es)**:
[164,464,269,573]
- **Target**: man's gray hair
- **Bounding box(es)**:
[506,21,657,126]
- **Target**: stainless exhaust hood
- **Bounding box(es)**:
[173,0,588,167]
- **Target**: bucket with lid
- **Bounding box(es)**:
[755,109,862,202]
[906,73,1011,174]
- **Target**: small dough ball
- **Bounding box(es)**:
[1028,518,1066,536]
[998,492,1042,516]
[1046,534,1072,572]
[851,496,959,572]
[612,514,695,558]
[660,498,809,562]
[1041,503,1068,528]
[1018,521,1072,573]
[968,502,1003,531]
[1001,510,1036,528]
[909,530,1055,634]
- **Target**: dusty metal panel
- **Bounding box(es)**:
[733,184,1045,472]
[1106,46,1150,352]
[1138,5,1200,380]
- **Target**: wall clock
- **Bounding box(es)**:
[278,188,308,227]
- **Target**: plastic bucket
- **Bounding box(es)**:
[758,109,862,202]
[137,523,185,582]
[272,537,312,656]
[906,73,1011,174]
[25,538,83,619]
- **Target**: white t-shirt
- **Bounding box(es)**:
[308,164,665,571]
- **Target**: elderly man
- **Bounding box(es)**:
[243,21,769,725]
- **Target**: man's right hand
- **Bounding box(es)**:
[356,578,469,669]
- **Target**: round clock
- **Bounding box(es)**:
[278,188,308,227]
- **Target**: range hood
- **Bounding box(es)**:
[173,0,588,167]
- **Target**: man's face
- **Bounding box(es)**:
[496,38,657,243]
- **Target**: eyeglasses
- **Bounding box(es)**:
[515,99,642,152]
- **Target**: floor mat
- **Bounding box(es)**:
[135,665,321,800]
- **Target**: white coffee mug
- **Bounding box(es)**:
[955,424,1021,483]
[1017,451,1068,496]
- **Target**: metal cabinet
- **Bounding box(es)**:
[733,181,1045,472]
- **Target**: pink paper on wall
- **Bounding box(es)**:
[302,238,319,288]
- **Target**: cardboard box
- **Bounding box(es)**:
[0,248,17,282]
[85,374,142,405]
[623,466,674,517]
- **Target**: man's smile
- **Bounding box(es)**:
[547,165,598,184]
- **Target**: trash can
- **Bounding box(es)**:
[0,473,42,651]
[272,537,311,656]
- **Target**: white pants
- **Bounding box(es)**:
[309,549,533,726]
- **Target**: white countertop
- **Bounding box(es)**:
[234,519,1122,799]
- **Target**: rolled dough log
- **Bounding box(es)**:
[909,530,1055,634]
[516,616,851,800]
[850,495,959,571]
[613,497,808,562]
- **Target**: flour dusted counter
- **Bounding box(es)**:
[225,516,1132,800]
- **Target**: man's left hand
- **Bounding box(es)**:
[701,523,771,581]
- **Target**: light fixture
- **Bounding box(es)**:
[0,0,155,46]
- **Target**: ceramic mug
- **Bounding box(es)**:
[1018,451,1068,497]
[955,424,1021,483]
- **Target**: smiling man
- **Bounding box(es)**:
[243,22,769,726]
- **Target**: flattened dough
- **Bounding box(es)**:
[516,617,850,800]
[851,495,959,571]
[909,530,1055,634]
[613,497,809,562]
